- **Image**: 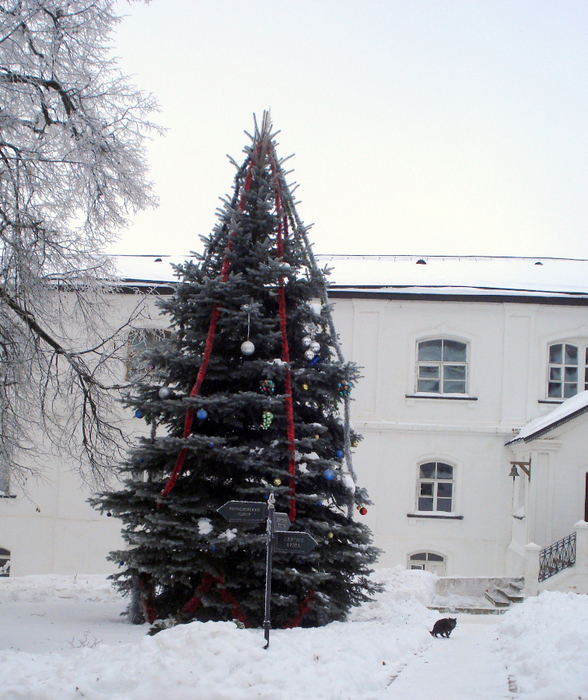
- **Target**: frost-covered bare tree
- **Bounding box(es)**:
[0,0,161,488]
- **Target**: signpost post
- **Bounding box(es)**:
[217,494,317,649]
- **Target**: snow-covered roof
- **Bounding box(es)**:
[507,391,588,444]
[112,254,588,301]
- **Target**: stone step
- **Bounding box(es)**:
[484,589,511,607]
[497,585,524,603]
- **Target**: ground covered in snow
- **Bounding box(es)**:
[1,569,587,700]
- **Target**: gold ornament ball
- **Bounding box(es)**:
[327,532,334,539]
[273,478,282,486]
[315,434,320,440]
[302,383,309,390]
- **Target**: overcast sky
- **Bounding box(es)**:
[109,1,588,259]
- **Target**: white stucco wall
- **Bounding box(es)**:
[3,288,588,577]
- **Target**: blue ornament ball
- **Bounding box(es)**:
[335,449,344,459]
[134,409,144,419]
[196,408,208,420]
[324,469,335,481]
[208,442,214,448]
[211,545,216,552]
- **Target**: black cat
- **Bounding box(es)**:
[430,617,457,638]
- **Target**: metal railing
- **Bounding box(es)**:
[539,532,576,582]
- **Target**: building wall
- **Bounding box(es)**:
[331,296,588,576]
[2,290,588,576]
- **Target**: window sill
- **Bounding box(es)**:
[405,394,478,401]
[538,399,564,405]
[407,513,463,520]
[0,494,16,499]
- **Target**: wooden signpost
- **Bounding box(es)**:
[217,493,317,648]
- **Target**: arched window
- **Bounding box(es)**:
[417,462,454,513]
[547,343,588,399]
[408,552,446,575]
[0,548,10,577]
[416,339,467,394]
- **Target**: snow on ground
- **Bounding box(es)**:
[0,569,587,700]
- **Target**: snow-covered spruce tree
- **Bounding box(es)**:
[93,114,380,629]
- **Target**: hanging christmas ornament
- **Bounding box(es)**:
[310,341,320,354]
[359,507,368,516]
[315,434,320,440]
[273,478,282,486]
[335,449,344,459]
[327,532,334,539]
[208,442,215,448]
[134,409,144,419]
[302,383,309,390]
[302,336,313,347]
[196,408,208,420]
[351,439,359,448]
[323,469,335,481]
[107,512,112,517]
[241,304,255,356]
[262,411,273,429]
[241,340,255,356]
[337,380,351,397]
[260,379,275,394]
[304,349,315,361]
[158,386,172,400]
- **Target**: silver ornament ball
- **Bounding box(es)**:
[241,340,255,356]
[158,386,172,399]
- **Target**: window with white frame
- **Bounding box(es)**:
[416,339,467,394]
[417,461,454,513]
[127,328,171,380]
[547,342,588,399]
[408,552,446,575]
[0,548,10,577]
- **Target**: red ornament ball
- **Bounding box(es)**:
[359,507,368,515]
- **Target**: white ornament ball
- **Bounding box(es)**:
[310,341,321,353]
[304,349,315,361]
[158,386,172,400]
[241,340,255,356]
[302,336,313,347]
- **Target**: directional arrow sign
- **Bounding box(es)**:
[217,501,267,523]
[273,512,291,532]
[275,531,318,554]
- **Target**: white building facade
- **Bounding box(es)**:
[2,254,588,587]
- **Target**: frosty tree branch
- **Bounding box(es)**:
[0,0,161,487]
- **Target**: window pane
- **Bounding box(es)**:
[418,379,440,392]
[564,383,578,398]
[418,497,434,511]
[565,344,578,365]
[410,553,427,561]
[436,463,453,479]
[548,382,562,398]
[443,340,467,362]
[549,367,561,381]
[437,482,453,498]
[444,365,465,380]
[420,483,434,497]
[444,380,466,394]
[428,553,444,562]
[419,365,440,379]
[437,498,452,512]
[565,366,578,382]
[418,340,442,361]
[420,463,436,479]
[549,344,562,364]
